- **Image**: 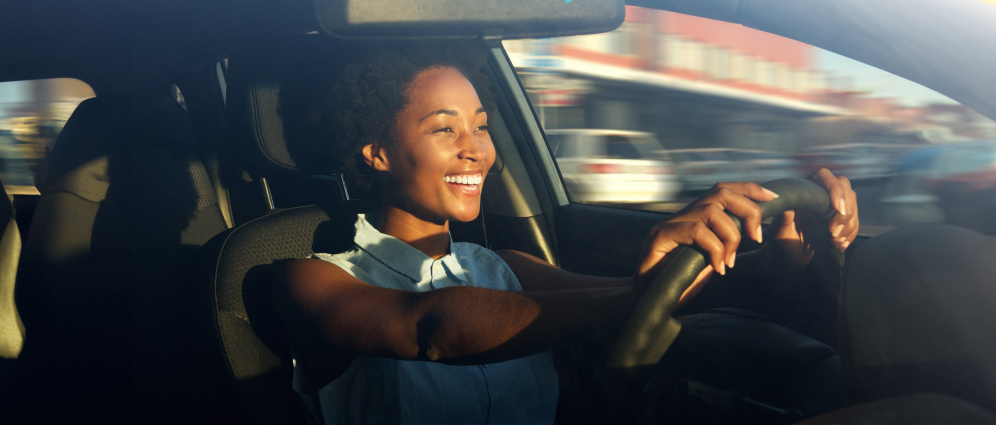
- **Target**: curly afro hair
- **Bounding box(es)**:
[279,40,495,199]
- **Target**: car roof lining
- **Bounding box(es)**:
[0,0,316,91]
[0,0,622,92]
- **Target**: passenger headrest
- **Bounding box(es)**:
[45,96,129,185]
[226,35,331,176]
[44,92,192,195]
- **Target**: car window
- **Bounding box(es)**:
[0,78,95,195]
[602,136,646,159]
[504,6,996,235]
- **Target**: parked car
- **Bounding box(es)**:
[1,0,995,424]
[546,129,681,204]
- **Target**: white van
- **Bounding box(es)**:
[545,129,682,204]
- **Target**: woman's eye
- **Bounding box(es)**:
[476,125,489,132]
[433,127,453,133]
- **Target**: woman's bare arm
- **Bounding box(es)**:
[273,257,634,368]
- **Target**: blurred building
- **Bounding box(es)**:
[504,7,993,153]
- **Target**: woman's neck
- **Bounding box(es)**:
[377,206,451,260]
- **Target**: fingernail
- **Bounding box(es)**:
[728,252,736,269]
[756,225,763,244]
[837,199,847,215]
[841,240,851,251]
[831,224,844,238]
[718,261,726,276]
[762,188,780,198]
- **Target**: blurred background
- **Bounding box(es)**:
[0,79,94,194]
[505,6,996,235]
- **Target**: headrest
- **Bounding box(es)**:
[226,35,330,176]
[45,96,129,184]
[44,92,193,193]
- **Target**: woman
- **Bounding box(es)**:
[274,42,859,425]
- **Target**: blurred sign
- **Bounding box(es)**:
[521,73,590,91]
[537,89,581,106]
[522,56,564,71]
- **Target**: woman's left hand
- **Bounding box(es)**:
[765,168,859,271]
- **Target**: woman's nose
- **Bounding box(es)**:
[457,129,488,161]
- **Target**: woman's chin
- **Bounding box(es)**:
[448,207,481,223]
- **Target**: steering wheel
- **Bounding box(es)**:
[605,178,836,369]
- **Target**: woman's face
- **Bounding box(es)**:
[370,66,496,224]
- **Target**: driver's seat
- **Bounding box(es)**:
[187,36,358,424]
[190,203,354,424]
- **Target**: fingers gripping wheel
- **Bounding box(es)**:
[605,178,835,369]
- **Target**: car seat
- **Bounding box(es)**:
[187,33,376,424]
[9,92,229,422]
[0,182,24,390]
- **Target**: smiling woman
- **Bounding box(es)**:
[273,43,599,425]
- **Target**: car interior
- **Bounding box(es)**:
[2,0,996,424]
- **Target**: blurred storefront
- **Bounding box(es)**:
[504,7,995,155]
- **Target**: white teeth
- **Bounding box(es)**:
[444,174,483,185]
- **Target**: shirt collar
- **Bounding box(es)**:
[353,213,468,287]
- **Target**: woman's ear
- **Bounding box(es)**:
[362,143,390,172]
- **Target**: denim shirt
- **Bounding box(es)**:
[295,214,559,425]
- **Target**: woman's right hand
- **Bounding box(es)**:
[635,182,779,303]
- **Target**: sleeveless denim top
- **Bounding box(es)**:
[295,214,558,425]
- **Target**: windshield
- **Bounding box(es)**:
[505,6,996,235]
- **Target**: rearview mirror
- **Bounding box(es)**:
[313,0,625,40]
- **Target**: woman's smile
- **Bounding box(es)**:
[443,173,483,186]
[443,172,484,196]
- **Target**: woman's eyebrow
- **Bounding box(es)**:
[418,107,487,122]
[419,109,456,122]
